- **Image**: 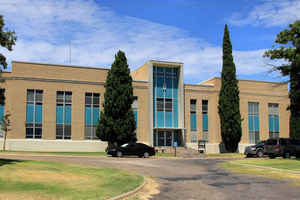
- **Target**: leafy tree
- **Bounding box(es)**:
[1,113,11,151]
[0,15,17,69]
[96,50,136,147]
[0,15,17,105]
[218,24,242,152]
[264,20,300,139]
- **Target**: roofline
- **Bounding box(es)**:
[12,61,110,71]
[149,60,184,65]
[184,83,214,88]
[201,77,287,85]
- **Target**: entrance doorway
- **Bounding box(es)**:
[153,130,182,146]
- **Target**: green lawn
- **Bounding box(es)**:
[0,150,107,156]
[221,159,300,186]
[0,159,143,200]
[233,159,300,171]
[204,153,245,158]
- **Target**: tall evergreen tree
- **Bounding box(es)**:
[96,50,136,147]
[218,24,242,152]
[264,20,300,139]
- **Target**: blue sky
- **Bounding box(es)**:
[0,0,299,83]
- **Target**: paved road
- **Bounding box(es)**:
[1,154,300,200]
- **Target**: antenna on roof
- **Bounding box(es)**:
[69,41,72,64]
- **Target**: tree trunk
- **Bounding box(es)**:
[3,131,6,151]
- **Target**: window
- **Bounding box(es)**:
[85,93,100,139]
[268,103,279,138]
[56,91,72,139]
[190,99,197,141]
[248,102,260,144]
[26,90,43,139]
[132,96,138,128]
[156,98,173,112]
[202,100,208,141]
[0,89,5,138]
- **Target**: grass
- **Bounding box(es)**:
[0,150,107,156]
[0,158,144,200]
[220,158,300,186]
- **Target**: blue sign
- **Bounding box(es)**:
[173,141,178,147]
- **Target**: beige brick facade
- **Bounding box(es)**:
[0,61,290,153]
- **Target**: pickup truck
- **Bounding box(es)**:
[264,138,300,158]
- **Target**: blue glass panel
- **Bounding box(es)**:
[269,116,274,132]
[65,105,72,125]
[173,99,178,128]
[191,113,197,131]
[157,77,164,98]
[56,106,63,124]
[202,114,208,131]
[157,111,164,127]
[153,99,156,127]
[93,108,100,125]
[0,105,4,121]
[26,104,34,123]
[165,111,172,128]
[85,107,91,125]
[165,78,172,98]
[248,116,254,131]
[274,115,279,132]
[254,115,260,131]
[35,105,42,123]
[133,110,138,127]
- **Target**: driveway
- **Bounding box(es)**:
[0,154,299,200]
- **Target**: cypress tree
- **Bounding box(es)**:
[96,50,136,147]
[218,24,242,152]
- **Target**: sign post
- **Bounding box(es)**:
[173,141,178,157]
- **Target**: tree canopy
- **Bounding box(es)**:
[0,15,17,70]
[218,24,242,152]
[96,50,136,147]
[264,20,300,138]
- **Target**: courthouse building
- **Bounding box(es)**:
[0,60,290,153]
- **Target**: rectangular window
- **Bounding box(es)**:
[0,89,5,138]
[85,93,100,139]
[156,98,172,112]
[268,103,279,138]
[202,100,208,141]
[190,99,197,134]
[26,89,43,139]
[56,91,72,139]
[132,96,138,128]
[248,102,260,144]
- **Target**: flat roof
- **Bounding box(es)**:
[12,61,110,71]
[202,77,286,85]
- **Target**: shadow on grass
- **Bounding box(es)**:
[0,159,24,167]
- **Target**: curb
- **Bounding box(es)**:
[108,176,147,200]
[229,161,300,175]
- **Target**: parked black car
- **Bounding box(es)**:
[107,142,155,158]
[244,140,265,157]
[264,138,291,158]
[282,138,300,158]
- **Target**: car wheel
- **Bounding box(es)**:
[143,152,149,158]
[256,150,264,158]
[116,151,122,157]
[283,152,290,159]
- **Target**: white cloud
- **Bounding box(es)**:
[0,0,272,83]
[229,0,300,27]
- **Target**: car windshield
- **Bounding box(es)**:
[121,143,128,147]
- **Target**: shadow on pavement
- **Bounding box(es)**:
[0,159,24,167]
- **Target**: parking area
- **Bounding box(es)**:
[1,154,300,200]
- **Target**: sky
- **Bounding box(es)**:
[0,0,299,84]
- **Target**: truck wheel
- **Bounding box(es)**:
[269,155,275,159]
[256,150,264,158]
[144,152,149,158]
